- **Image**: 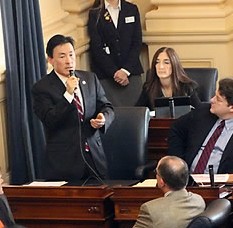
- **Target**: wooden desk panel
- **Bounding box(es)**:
[148,118,175,163]
[3,184,231,228]
[112,187,163,220]
[3,185,115,228]
[112,186,224,228]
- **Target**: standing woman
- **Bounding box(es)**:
[88,0,144,106]
[137,47,201,110]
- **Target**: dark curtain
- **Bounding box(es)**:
[0,0,46,184]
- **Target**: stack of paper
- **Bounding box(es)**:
[133,179,157,187]
[191,174,229,184]
[23,181,67,187]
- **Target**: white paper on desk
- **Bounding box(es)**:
[23,181,67,187]
[149,111,155,117]
[133,179,157,187]
[191,174,229,184]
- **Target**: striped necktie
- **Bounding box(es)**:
[73,94,90,152]
[193,120,225,174]
[73,94,84,122]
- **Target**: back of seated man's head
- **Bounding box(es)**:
[156,156,189,191]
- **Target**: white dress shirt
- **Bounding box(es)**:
[55,71,84,112]
[191,118,233,174]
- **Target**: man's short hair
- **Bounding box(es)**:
[218,78,233,106]
[157,156,189,190]
[46,34,75,58]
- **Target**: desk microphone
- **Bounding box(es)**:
[209,165,215,187]
[169,98,175,118]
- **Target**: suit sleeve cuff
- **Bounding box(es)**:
[121,68,130,76]
[64,91,74,103]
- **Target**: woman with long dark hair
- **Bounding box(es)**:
[137,47,201,110]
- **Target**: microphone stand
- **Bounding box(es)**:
[69,70,105,186]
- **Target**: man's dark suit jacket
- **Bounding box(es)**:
[168,103,233,173]
[88,0,143,79]
[32,70,114,181]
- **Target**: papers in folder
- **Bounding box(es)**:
[191,174,229,184]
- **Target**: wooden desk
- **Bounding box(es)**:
[3,185,115,228]
[112,186,226,228]
[3,183,232,228]
[148,118,174,163]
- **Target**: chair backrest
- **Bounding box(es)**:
[0,194,16,227]
[101,107,150,180]
[187,198,231,228]
[184,68,218,102]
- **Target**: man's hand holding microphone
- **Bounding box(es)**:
[66,70,78,95]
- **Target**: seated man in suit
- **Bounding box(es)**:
[168,78,233,174]
[133,156,205,228]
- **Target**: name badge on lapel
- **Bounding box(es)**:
[125,16,135,24]
[103,46,110,54]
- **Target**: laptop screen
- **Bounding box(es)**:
[154,96,191,107]
[154,96,192,118]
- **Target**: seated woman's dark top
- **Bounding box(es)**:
[136,81,201,111]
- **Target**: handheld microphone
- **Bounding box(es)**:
[69,70,78,92]
[69,69,75,76]
[209,165,215,187]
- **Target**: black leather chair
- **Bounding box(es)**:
[0,194,15,227]
[184,68,218,102]
[101,107,150,180]
[0,194,25,227]
[187,198,232,228]
[146,67,218,102]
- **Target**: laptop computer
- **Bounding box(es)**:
[154,96,192,118]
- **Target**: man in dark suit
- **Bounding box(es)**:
[168,78,233,174]
[88,0,144,106]
[32,34,114,182]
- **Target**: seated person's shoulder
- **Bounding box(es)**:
[188,191,206,207]
[142,196,172,211]
[180,101,210,118]
[196,102,211,110]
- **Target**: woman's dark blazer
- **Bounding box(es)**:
[88,0,143,79]
[136,82,201,111]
